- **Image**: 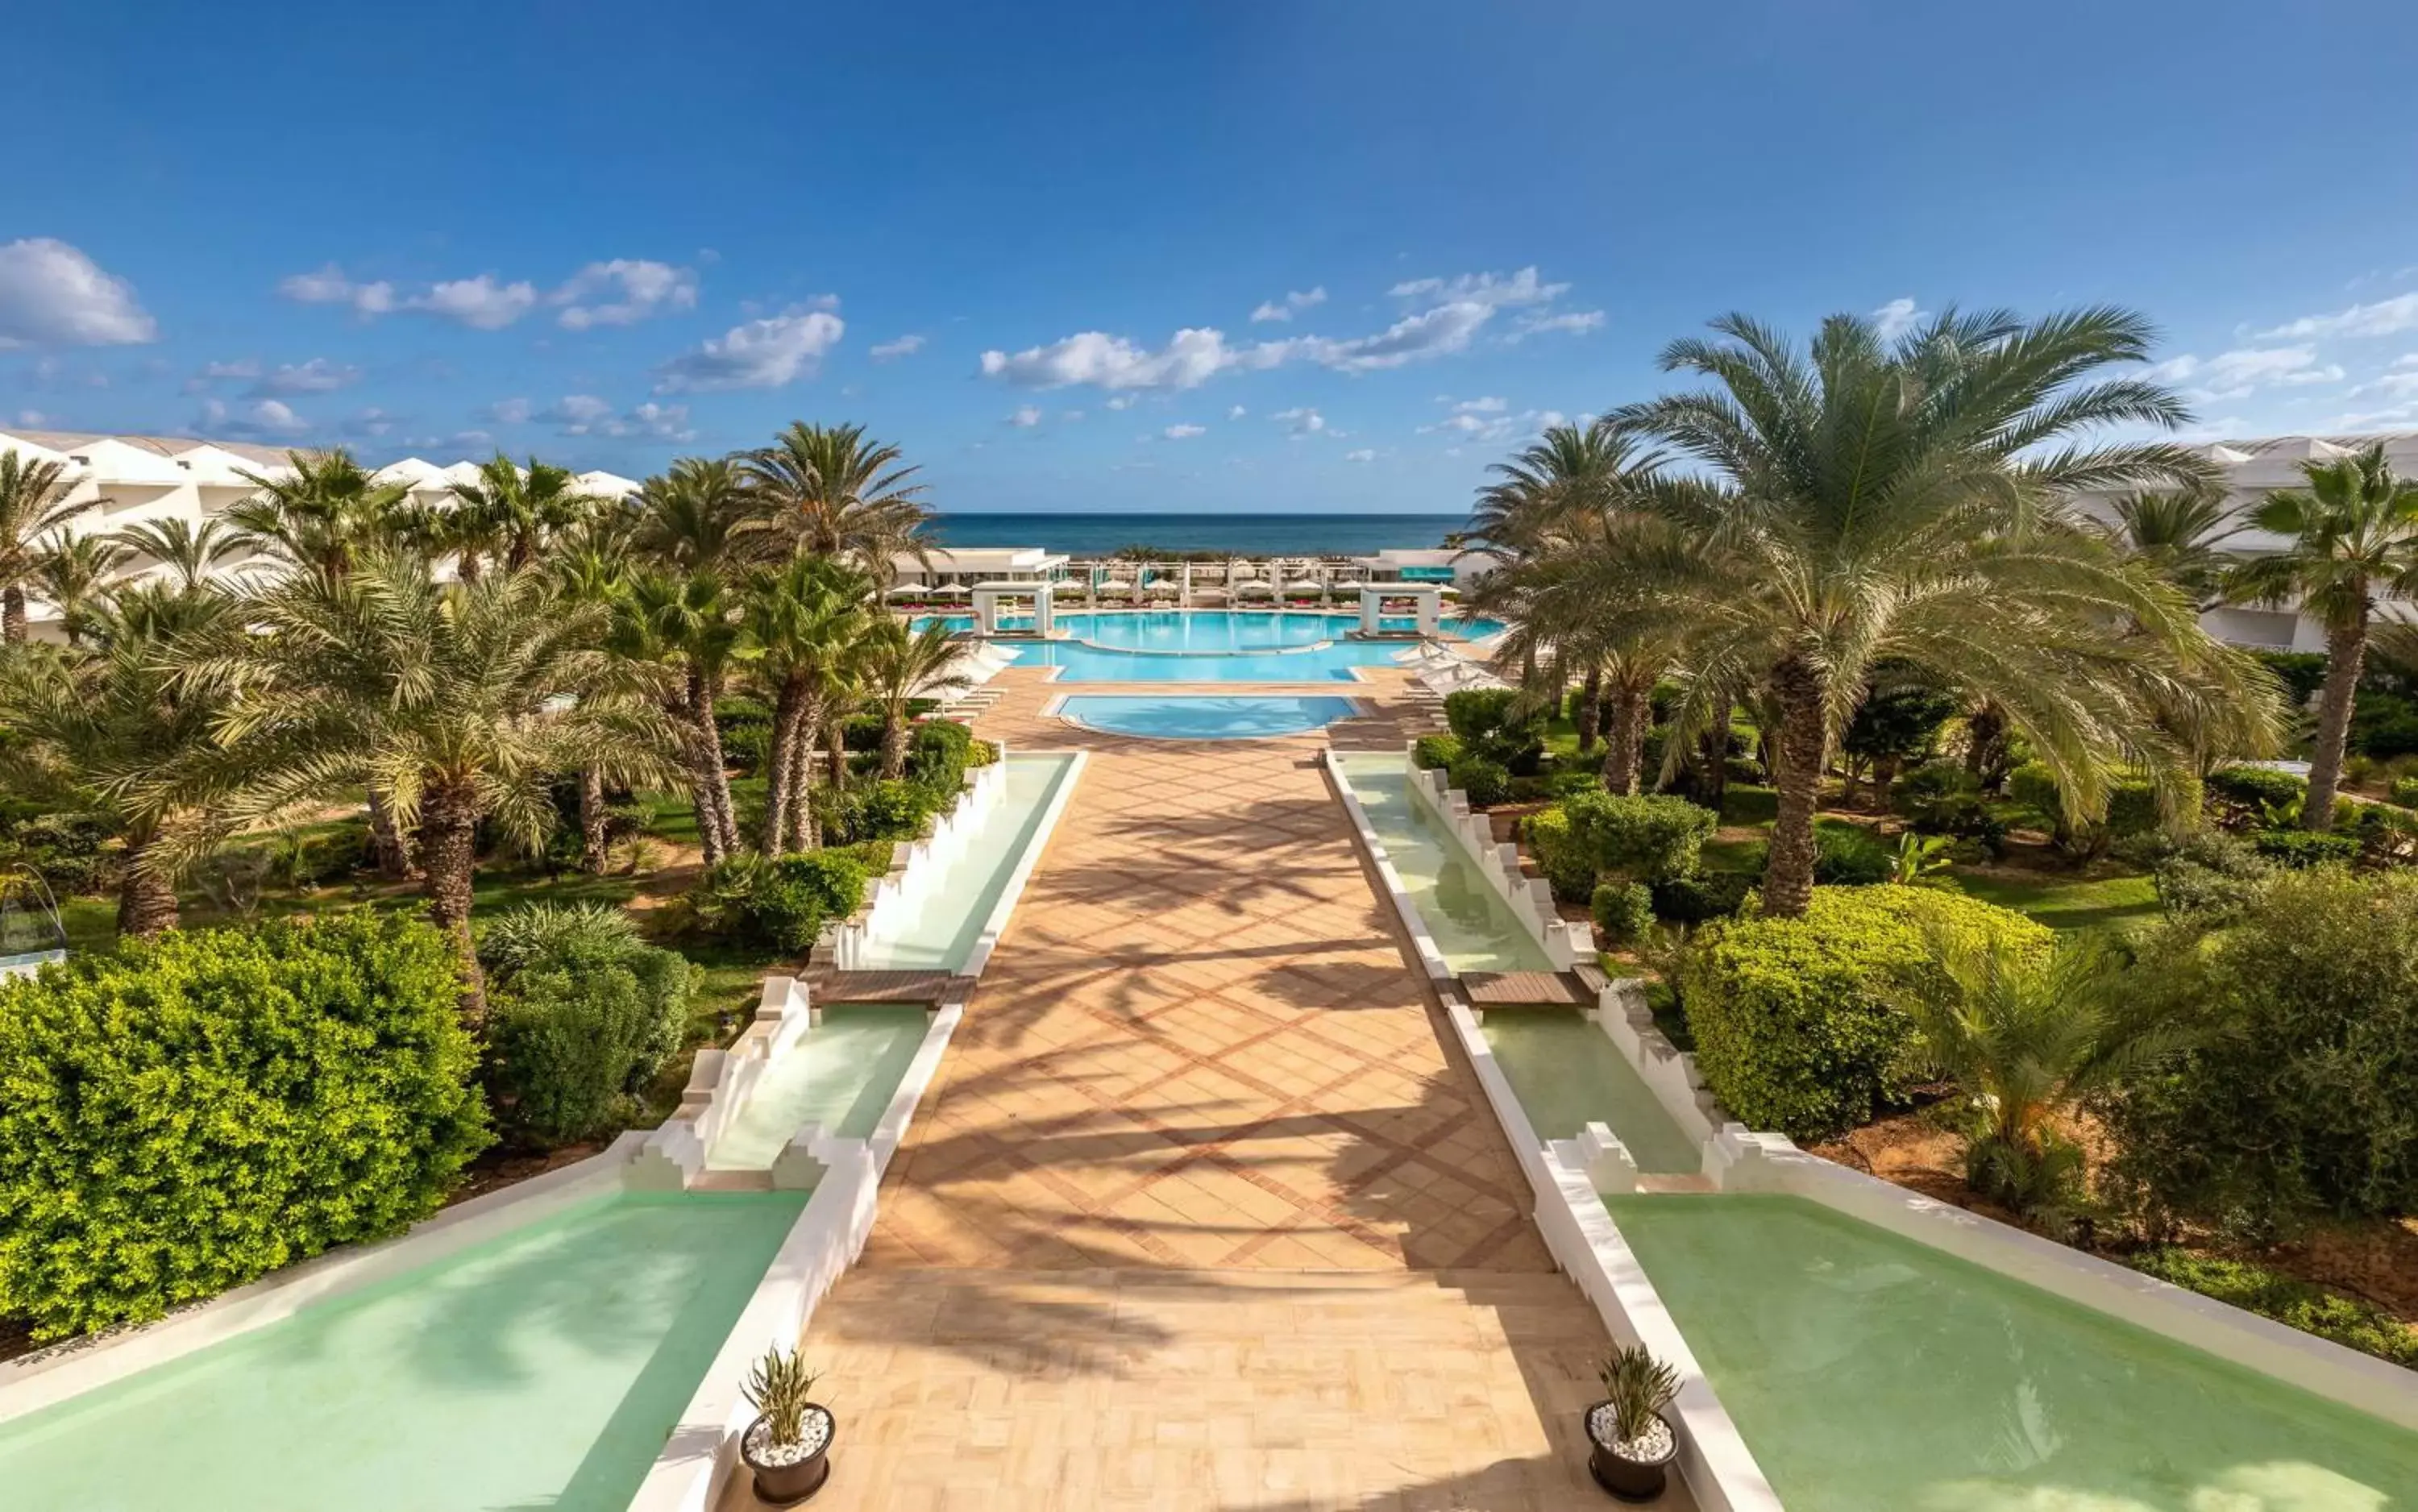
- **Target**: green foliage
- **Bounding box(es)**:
[1681,887,2052,1142]
[1444,755,1512,808]
[1591,880,1655,945]
[905,718,984,792]
[1841,677,1959,769]
[2126,1249,2417,1367]
[1596,1343,1680,1444]
[1443,687,1543,773]
[478,900,644,977]
[2251,829,2362,868]
[1410,733,1463,771]
[2204,765,2308,824]
[492,939,691,1147]
[2251,650,2328,708]
[743,1345,825,1448]
[2101,869,2418,1237]
[2351,691,2418,760]
[816,778,941,846]
[0,808,114,896]
[1890,833,1956,886]
[1649,869,1755,925]
[1812,820,1892,886]
[2146,830,2275,920]
[1570,791,1717,883]
[688,851,870,953]
[2389,775,2418,809]
[1524,806,1593,903]
[0,914,488,1340]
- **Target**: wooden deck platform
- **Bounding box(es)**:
[804,967,961,1004]
[1460,970,1592,1005]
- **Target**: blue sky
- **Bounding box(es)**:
[8,0,2418,513]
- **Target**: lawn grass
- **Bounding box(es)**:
[1947,866,2162,932]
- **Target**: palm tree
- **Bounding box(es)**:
[611,568,745,863]
[1890,930,2185,1220]
[858,617,968,779]
[0,583,231,935]
[742,422,931,578]
[2225,442,2418,829]
[1610,306,2269,916]
[114,516,244,591]
[1,450,98,642]
[444,454,605,581]
[737,556,875,853]
[2099,486,2240,609]
[633,457,775,571]
[34,533,132,647]
[191,556,679,1022]
[226,448,414,583]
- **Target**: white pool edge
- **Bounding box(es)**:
[1394,750,1592,969]
[0,1130,650,1425]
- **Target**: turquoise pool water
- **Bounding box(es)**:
[1607,1194,2418,1510]
[1481,1009,1702,1172]
[705,1004,930,1169]
[916,609,1501,683]
[850,752,1077,970]
[1334,753,1557,975]
[1054,694,1361,739]
[0,1190,806,1511]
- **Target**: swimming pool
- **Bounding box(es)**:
[1050,694,1361,740]
[916,609,1502,683]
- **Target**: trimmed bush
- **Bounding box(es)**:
[2391,775,2418,809]
[1591,880,1655,945]
[1523,806,1593,903]
[1444,755,1512,808]
[1570,791,1718,883]
[688,851,870,953]
[1650,869,1755,924]
[2251,829,2361,869]
[0,808,115,896]
[2102,868,2418,1237]
[2146,830,2274,919]
[1681,887,2051,1142]
[1812,820,1892,886]
[2126,1248,2417,1367]
[1410,733,1463,771]
[492,938,691,1147]
[0,914,489,1340]
[1443,687,1543,773]
[2205,765,2308,824]
[816,778,941,847]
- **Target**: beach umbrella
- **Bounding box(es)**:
[930,584,968,598]
[1236,579,1275,596]
[885,584,929,598]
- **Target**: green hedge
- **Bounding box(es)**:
[0,915,489,1340]
[1681,887,2050,1142]
[2252,829,2362,869]
[1443,687,1543,773]
[688,851,871,953]
[2127,1248,2417,1366]
[1445,755,1512,807]
[481,903,691,1148]
[1411,733,1463,771]
[1591,880,1654,945]
[1813,820,1892,885]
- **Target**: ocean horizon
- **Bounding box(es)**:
[927,511,1470,557]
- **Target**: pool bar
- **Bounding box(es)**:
[1327,743,2418,1512]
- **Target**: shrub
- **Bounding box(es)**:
[2126,1249,2418,1367]
[906,718,984,793]
[2146,830,2275,919]
[1444,687,1543,773]
[1897,762,1977,822]
[492,940,692,1147]
[1681,887,2051,1142]
[2391,775,2418,809]
[2252,650,2327,708]
[688,851,870,953]
[1445,755,1512,808]
[0,809,115,896]
[2355,802,2418,867]
[1592,880,1655,945]
[2251,829,2361,869]
[1812,820,1892,886]
[2100,869,2418,1238]
[2205,765,2308,825]
[816,778,941,846]
[1524,806,1594,903]
[2352,692,2418,760]
[479,900,644,977]
[1565,791,1717,883]
[1410,733,1463,771]
[721,720,771,776]
[1650,869,1756,925]
[0,915,488,1340]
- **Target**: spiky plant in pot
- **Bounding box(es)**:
[1586,1343,1681,1502]
[741,1345,834,1505]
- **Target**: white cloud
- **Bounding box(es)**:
[870,333,926,361]
[1387,266,1566,309]
[1227,404,1247,420]
[2259,293,2418,341]
[654,306,845,393]
[1512,309,1605,339]
[538,393,694,440]
[340,406,397,439]
[1009,405,1042,428]
[410,273,539,330]
[278,264,397,316]
[1419,405,1568,445]
[1250,286,1327,322]
[2146,345,2343,402]
[482,397,534,424]
[1293,301,1492,372]
[1449,396,1506,413]
[1162,423,1205,440]
[250,358,361,397]
[194,397,312,439]
[0,238,158,346]
[552,260,698,330]
[1344,448,1376,463]
[1871,297,1929,341]
[1106,395,1136,410]
[1062,409,1085,422]
[980,327,1252,391]
[1273,406,1326,437]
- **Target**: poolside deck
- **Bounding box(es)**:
[726,667,1666,1511]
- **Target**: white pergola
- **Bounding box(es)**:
[1357,581,1444,636]
[970,579,1059,636]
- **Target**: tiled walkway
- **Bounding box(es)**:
[735,668,1651,1511]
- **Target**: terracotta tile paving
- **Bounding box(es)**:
[732,667,1662,1511]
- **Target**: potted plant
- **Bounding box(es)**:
[739,1345,834,1505]
[1584,1343,1681,1502]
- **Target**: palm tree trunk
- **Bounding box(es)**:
[578,766,609,874]
[683,668,737,866]
[1599,686,1644,795]
[2,584,25,644]
[367,784,413,879]
[419,779,487,1027]
[1761,658,1829,919]
[1874,754,1904,813]
[825,715,849,788]
[2306,617,2367,832]
[1964,702,2009,794]
[793,704,825,850]
[763,683,804,855]
[1575,667,1602,754]
[115,836,178,938]
[879,712,910,779]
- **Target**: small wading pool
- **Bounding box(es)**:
[1049,693,1361,740]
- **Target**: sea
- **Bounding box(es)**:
[926,512,1470,557]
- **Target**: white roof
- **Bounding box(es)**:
[376,456,456,488]
[576,469,640,498]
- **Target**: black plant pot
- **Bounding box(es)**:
[1584,1401,1678,1503]
[742,1405,835,1506]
